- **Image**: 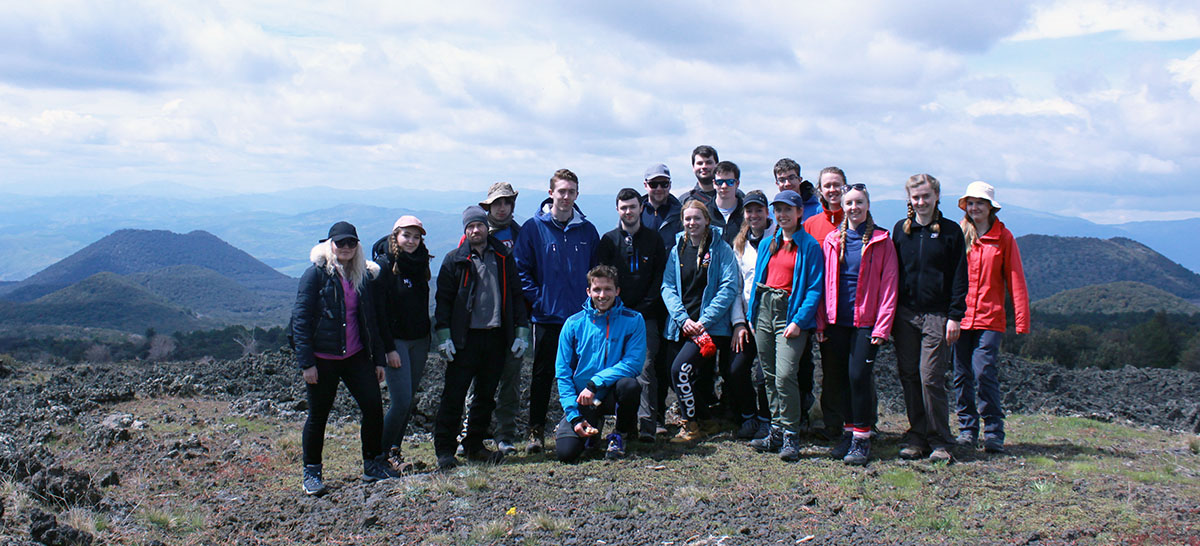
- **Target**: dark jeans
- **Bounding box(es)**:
[382,336,430,449]
[726,333,762,420]
[636,319,672,434]
[670,337,730,421]
[529,323,564,431]
[302,351,383,465]
[555,376,641,463]
[433,328,505,457]
[825,325,880,428]
[953,329,1005,442]
[893,306,953,449]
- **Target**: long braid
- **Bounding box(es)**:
[696,228,710,269]
[838,212,849,265]
[931,206,941,233]
[389,232,402,275]
[862,213,875,259]
[903,202,914,235]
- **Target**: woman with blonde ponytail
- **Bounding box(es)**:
[953,182,1030,454]
[815,184,898,465]
[890,174,967,463]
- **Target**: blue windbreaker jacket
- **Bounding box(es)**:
[555,297,647,425]
[514,198,600,324]
[661,226,741,342]
[746,227,825,330]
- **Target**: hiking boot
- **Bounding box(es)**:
[753,420,770,440]
[956,430,978,448]
[983,437,1006,454]
[496,440,518,456]
[928,447,953,463]
[436,454,458,471]
[671,420,705,443]
[843,436,870,466]
[386,446,413,475]
[362,455,398,483]
[831,431,853,460]
[466,446,505,465]
[455,444,466,457]
[302,464,326,496]
[749,425,783,453]
[655,422,669,435]
[899,444,927,460]
[736,418,760,440]
[605,433,626,460]
[779,430,802,462]
[525,426,545,454]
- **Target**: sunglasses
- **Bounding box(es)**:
[333,238,359,249]
[713,178,738,187]
[646,180,670,189]
[843,183,867,191]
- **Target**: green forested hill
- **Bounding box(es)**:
[1018,235,1200,301]
[1033,281,1200,315]
[0,272,207,333]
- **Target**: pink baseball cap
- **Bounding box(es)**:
[393,215,425,235]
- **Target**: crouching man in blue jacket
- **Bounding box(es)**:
[555,265,647,463]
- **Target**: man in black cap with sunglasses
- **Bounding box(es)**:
[598,187,669,442]
[641,163,682,251]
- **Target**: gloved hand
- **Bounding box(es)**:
[435,329,456,361]
[511,327,531,359]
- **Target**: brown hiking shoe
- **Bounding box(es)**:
[670,420,706,443]
[525,425,545,454]
[928,447,953,463]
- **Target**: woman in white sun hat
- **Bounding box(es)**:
[953,181,1030,455]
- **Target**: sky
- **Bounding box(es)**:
[1,1,1199,223]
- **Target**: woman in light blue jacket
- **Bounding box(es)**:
[661,201,741,443]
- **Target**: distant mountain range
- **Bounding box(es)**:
[1017,235,1200,302]
[0,186,1197,281]
[1033,281,1200,315]
[0,230,294,333]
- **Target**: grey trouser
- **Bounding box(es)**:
[753,285,810,433]
[636,318,666,433]
[892,306,953,449]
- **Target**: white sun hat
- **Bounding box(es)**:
[958,181,1001,211]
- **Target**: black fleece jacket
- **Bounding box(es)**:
[891,215,968,321]
[596,225,668,320]
[371,236,433,348]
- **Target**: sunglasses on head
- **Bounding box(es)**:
[843,183,867,191]
[646,180,670,189]
[334,238,358,249]
[713,178,738,187]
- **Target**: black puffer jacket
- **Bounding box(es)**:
[434,235,528,349]
[291,243,385,370]
[371,235,433,348]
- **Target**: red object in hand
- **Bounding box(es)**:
[693,331,716,358]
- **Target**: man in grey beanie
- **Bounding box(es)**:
[432,205,530,470]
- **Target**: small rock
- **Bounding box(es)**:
[28,507,94,546]
[1021,531,1042,544]
[99,471,120,487]
[362,515,379,527]
[29,466,102,507]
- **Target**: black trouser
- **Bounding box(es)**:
[302,351,383,465]
[818,337,844,434]
[555,377,641,463]
[670,337,730,422]
[529,323,564,431]
[434,328,505,457]
[825,325,881,428]
[726,334,763,420]
[796,333,816,423]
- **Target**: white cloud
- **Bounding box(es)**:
[966,97,1088,117]
[1168,49,1200,100]
[1011,0,1200,41]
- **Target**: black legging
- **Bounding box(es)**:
[302,351,383,465]
[726,334,763,420]
[555,376,641,463]
[824,325,880,428]
[670,336,730,421]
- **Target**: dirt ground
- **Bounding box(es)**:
[0,350,1197,545]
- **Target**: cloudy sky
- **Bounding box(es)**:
[1,1,1199,223]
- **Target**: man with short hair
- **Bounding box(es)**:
[553,265,647,462]
[709,161,746,245]
[803,166,850,441]
[514,169,600,453]
[679,145,720,207]
[597,188,668,442]
[773,158,821,220]
[641,163,683,251]
[432,206,529,470]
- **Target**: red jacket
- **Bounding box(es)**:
[961,220,1030,334]
[817,226,899,340]
[803,208,843,251]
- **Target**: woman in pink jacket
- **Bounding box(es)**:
[954,182,1030,454]
[815,184,898,465]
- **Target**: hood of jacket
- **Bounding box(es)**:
[309,242,381,278]
[534,197,589,228]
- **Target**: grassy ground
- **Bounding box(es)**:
[3,396,1198,545]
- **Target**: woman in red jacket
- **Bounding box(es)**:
[954,182,1030,454]
[815,184,899,465]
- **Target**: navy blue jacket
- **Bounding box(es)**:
[513,198,600,324]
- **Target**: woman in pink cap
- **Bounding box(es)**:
[371,215,433,470]
[954,182,1030,454]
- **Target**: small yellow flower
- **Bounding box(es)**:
[505,507,517,516]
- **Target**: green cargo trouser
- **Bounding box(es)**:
[753,285,810,433]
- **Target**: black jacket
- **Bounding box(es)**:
[291,245,386,370]
[434,235,529,349]
[596,225,668,320]
[371,236,433,349]
[891,215,968,321]
[707,195,745,245]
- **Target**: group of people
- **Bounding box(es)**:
[289,145,1031,496]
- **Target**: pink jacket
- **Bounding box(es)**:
[817,226,899,339]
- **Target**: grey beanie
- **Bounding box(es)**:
[462,205,489,229]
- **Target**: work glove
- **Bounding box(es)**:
[511,327,531,359]
[435,329,456,361]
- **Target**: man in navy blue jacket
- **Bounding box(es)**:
[513,168,600,453]
[554,265,647,462]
